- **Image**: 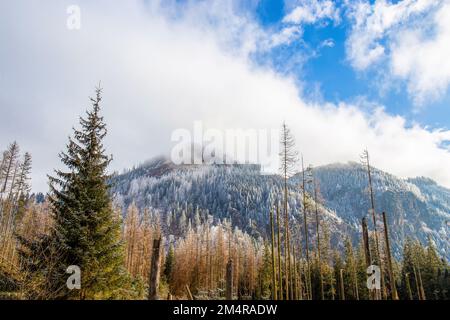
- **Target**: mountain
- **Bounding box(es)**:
[300,162,450,259]
[110,157,450,260]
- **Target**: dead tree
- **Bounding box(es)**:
[185,284,194,300]
[1,142,20,195]
[313,173,324,300]
[353,264,360,300]
[284,204,290,300]
[269,207,278,300]
[362,218,372,267]
[405,272,413,300]
[361,149,385,299]
[276,203,283,300]
[226,258,233,300]
[339,268,345,300]
[417,266,426,300]
[279,122,297,300]
[148,237,162,300]
[413,266,421,300]
[382,212,398,300]
[362,217,374,300]
[292,241,297,300]
[330,273,336,300]
[301,157,311,299]
[295,242,304,300]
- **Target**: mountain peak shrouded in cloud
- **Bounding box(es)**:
[1,0,450,193]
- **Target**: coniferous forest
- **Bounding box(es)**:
[0,87,449,300]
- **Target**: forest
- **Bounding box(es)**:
[0,87,449,300]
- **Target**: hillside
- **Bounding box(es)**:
[110,157,450,260]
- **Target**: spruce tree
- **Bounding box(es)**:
[48,86,127,299]
[164,244,175,284]
[343,238,358,300]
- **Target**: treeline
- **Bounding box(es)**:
[0,142,33,292]
[2,193,448,299]
[0,87,449,300]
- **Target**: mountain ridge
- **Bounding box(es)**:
[110,156,450,260]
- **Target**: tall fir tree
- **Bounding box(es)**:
[164,244,175,285]
[48,86,128,299]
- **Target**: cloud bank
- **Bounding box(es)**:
[1,0,450,192]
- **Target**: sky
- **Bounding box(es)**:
[1,0,450,192]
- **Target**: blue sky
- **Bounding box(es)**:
[2,0,450,191]
[251,0,450,130]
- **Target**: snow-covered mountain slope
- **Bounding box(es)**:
[110,157,450,260]
[110,157,349,246]
[298,162,450,259]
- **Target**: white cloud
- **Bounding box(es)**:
[391,2,450,105]
[283,0,339,24]
[268,26,303,48]
[346,0,450,105]
[320,38,335,48]
[259,0,341,49]
[1,0,450,192]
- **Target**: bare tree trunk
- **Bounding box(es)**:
[276,203,283,300]
[210,243,214,296]
[295,243,303,300]
[405,273,413,300]
[330,273,335,300]
[270,208,278,300]
[339,269,345,300]
[291,241,297,300]
[127,226,136,273]
[206,225,210,293]
[313,180,324,300]
[413,266,421,300]
[226,258,233,300]
[0,154,7,194]
[353,262,359,300]
[196,227,200,289]
[362,218,372,266]
[301,156,311,299]
[363,150,386,300]
[1,142,19,194]
[362,217,374,299]
[284,200,290,300]
[185,284,194,300]
[148,237,162,300]
[417,266,426,300]
[1,163,18,245]
[278,123,299,300]
[382,212,398,300]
